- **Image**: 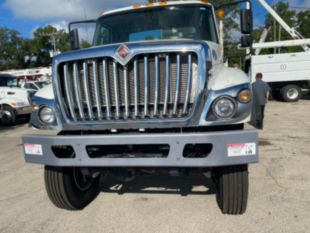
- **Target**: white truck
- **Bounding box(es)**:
[251,0,310,102]
[251,52,310,101]
[22,0,258,215]
[0,74,33,125]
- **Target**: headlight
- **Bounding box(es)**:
[212,96,236,119]
[39,107,55,124]
[238,89,251,103]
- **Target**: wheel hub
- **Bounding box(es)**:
[1,111,12,124]
[287,88,299,99]
[73,168,94,191]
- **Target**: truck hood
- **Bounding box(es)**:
[34,84,54,100]
[0,87,31,105]
[54,40,212,65]
[208,65,250,91]
[0,86,30,97]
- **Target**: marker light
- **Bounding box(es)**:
[238,89,251,103]
[217,9,225,19]
[132,4,141,9]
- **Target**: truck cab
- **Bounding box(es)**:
[22,1,258,215]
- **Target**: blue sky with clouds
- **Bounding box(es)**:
[0,0,309,38]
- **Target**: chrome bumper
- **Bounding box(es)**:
[22,129,258,167]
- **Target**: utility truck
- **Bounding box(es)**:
[22,0,258,215]
[251,0,310,102]
[0,74,32,125]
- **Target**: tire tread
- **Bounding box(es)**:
[215,165,249,215]
[44,166,99,210]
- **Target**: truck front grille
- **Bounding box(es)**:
[57,52,199,122]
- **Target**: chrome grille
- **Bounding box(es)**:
[57,52,198,122]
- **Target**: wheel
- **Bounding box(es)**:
[44,166,100,210]
[0,105,17,125]
[280,85,301,102]
[214,165,249,215]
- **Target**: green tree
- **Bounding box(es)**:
[0,25,70,70]
[0,27,24,70]
[264,2,302,53]
[31,25,70,66]
[210,0,246,66]
[296,10,310,39]
[81,40,91,49]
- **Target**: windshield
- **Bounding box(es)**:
[35,81,49,89]
[0,77,18,88]
[94,5,218,46]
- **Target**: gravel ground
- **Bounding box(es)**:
[0,99,309,233]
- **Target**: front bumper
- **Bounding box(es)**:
[16,106,32,115]
[22,129,258,167]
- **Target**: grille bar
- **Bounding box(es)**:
[73,63,85,120]
[134,59,139,118]
[183,54,192,114]
[144,56,148,117]
[154,55,159,116]
[57,52,198,123]
[173,55,181,115]
[92,61,102,119]
[123,67,129,118]
[63,64,77,121]
[102,60,111,119]
[163,55,170,116]
[83,62,94,119]
[113,62,120,119]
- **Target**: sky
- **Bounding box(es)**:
[0,0,309,38]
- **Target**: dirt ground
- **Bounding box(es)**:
[0,98,309,233]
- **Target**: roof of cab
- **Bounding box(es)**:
[100,1,212,18]
[0,74,14,78]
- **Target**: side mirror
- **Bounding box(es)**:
[240,35,253,48]
[240,9,253,34]
[68,20,96,50]
[69,29,80,50]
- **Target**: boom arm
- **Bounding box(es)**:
[254,26,270,55]
[257,0,309,51]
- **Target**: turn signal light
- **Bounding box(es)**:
[132,4,141,9]
[238,89,251,103]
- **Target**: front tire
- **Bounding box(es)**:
[1,106,17,125]
[214,165,249,215]
[280,85,301,102]
[44,166,100,210]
